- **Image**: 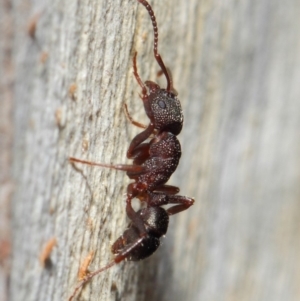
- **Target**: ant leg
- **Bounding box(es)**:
[154,185,180,195]
[69,157,145,175]
[126,182,147,199]
[123,104,157,140]
[68,260,117,301]
[133,52,147,97]
[124,103,147,129]
[69,198,147,301]
[131,144,151,165]
[166,195,195,216]
[112,196,149,257]
[127,123,155,159]
[125,196,147,232]
[143,191,194,215]
[69,236,146,301]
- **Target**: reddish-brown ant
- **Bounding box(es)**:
[69,0,194,300]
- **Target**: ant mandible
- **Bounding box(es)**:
[69,0,194,300]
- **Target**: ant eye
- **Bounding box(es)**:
[158,100,166,109]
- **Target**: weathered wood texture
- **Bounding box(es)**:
[7,0,300,301]
[0,1,13,301]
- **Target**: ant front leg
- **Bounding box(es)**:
[124,103,147,130]
[127,123,155,159]
[127,51,157,159]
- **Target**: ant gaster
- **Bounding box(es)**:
[69,0,194,300]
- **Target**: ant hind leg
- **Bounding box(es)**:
[143,191,194,215]
[166,195,195,215]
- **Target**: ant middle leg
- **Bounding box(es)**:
[69,157,145,175]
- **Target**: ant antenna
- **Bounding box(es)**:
[137,0,173,92]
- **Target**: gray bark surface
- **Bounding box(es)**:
[6,0,300,301]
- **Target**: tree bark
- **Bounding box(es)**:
[7,0,300,301]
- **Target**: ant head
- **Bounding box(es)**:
[134,0,182,135]
[111,207,169,261]
[144,81,183,135]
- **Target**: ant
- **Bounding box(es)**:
[69,0,194,300]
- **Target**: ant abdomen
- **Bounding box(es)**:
[141,206,169,236]
[112,207,169,261]
[113,234,160,261]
